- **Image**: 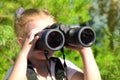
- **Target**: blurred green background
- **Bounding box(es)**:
[0,0,120,80]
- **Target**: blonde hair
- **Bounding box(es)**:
[14,8,55,38]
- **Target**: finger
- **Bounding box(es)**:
[27,28,42,42]
[29,35,39,45]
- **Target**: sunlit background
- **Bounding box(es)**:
[0,0,120,80]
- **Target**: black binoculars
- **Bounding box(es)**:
[35,23,96,52]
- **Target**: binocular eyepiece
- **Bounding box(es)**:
[35,23,96,52]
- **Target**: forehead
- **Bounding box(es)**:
[25,17,55,33]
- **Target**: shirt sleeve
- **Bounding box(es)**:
[59,58,83,80]
[4,66,13,80]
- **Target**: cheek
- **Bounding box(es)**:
[28,50,44,58]
[28,50,54,60]
[32,50,44,55]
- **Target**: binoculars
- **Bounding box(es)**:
[35,23,96,52]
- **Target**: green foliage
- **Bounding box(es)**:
[0,25,19,79]
[92,27,120,80]
[96,53,120,80]
[90,0,120,79]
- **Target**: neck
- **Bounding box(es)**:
[29,58,51,77]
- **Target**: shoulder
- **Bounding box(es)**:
[59,58,82,71]
[59,58,83,80]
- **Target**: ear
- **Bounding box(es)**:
[17,37,24,48]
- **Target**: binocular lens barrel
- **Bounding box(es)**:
[66,27,96,47]
[35,29,65,51]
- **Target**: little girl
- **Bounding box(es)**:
[5,8,101,80]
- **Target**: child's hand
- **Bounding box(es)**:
[24,28,43,46]
[65,45,92,55]
[20,28,43,56]
[65,44,85,51]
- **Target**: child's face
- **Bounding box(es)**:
[25,16,55,60]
